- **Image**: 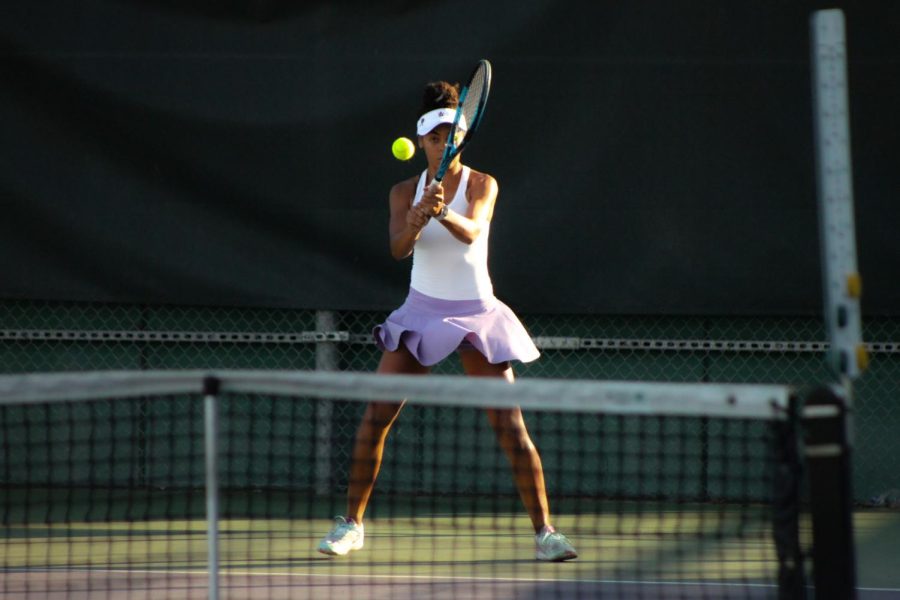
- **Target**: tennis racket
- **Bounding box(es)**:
[430,59,492,188]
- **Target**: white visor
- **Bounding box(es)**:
[416,108,468,136]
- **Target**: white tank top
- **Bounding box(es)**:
[409,166,494,300]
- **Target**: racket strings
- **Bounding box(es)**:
[460,64,489,131]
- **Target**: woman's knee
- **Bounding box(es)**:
[357,402,404,440]
[488,409,533,449]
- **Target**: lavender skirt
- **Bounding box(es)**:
[374,288,540,366]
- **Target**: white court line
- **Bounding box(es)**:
[17,566,781,589]
[17,566,899,593]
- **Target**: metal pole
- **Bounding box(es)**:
[811,8,866,383]
[315,310,340,372]
[203,376,220,600]
[314,311,337,496]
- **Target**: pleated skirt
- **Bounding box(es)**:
[374,288,540,367]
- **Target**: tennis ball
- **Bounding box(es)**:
[392,137,415,161]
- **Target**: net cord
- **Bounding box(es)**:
[0,370,793,420]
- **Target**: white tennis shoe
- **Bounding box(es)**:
[535,525,578,561]
[317,516,364,556]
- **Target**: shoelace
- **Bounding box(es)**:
[331,519,357,537]
[539,531,567,546]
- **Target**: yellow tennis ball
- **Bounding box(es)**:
[392,137,415,161]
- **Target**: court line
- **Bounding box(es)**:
[12,566,784,589]
[15,567,899,593]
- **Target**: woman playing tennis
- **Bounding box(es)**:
[317,80,577,562]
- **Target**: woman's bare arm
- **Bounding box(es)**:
[417,171,498,245]
[388,178,430,259]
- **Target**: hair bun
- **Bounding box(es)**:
[421,81,459,116]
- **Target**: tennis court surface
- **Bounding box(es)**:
[0,370,887,598]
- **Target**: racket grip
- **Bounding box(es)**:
[428,178,442,190]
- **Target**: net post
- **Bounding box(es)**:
[314,310,338,496]
[203,375,221,600]
[803,385,857,599]
[772,393,807,599]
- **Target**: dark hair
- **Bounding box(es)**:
[420,81,460,116]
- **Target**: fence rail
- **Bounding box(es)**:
[5,328,899,354]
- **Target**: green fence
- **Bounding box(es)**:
[1,299,897,503]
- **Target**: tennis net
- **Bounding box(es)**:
[0,370,848,599]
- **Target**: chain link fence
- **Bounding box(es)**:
[1,298,897,504]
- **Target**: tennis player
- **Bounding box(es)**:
[317,81,577,562]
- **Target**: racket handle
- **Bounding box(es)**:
[428,178,442,190]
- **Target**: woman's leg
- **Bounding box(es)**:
[459,349,550,533]
[346,346,429,523]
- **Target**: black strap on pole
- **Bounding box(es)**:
[773,394,807,600]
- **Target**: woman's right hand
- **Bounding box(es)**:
[406,202,431,231]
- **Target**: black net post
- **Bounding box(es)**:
[773,394,807,600]
[804,385,857,599]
